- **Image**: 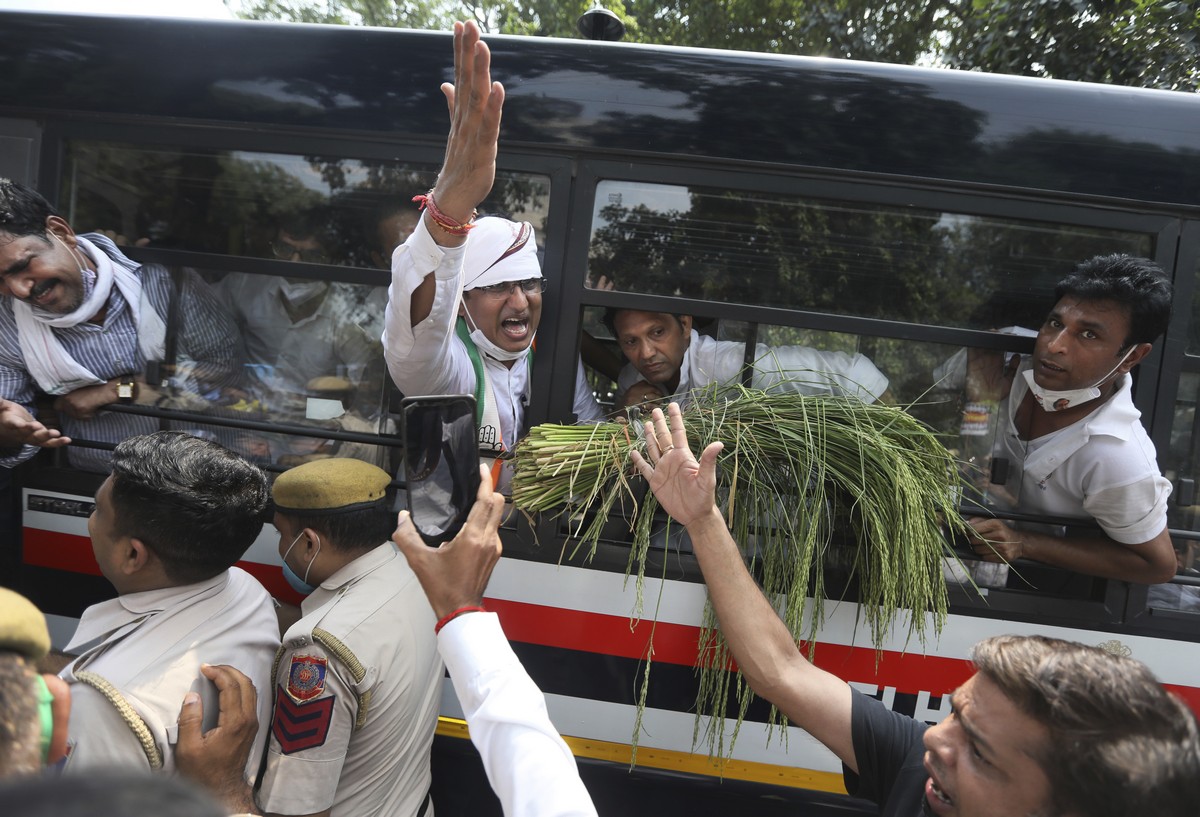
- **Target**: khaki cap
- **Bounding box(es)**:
[273,457,392,515]
[0,587,51,659]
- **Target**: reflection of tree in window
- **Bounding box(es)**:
[589,189,1151,334]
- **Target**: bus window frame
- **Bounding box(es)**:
[534,157,1194,627]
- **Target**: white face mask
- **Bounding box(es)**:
[1023,347,1134,412]
[279,278,328,306]
[461,300,532,363]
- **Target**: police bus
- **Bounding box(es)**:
[2,10,1199,815]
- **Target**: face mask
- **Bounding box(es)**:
[461,300,532,363]
[1024,347,1134,412]
[279,279,328,306]
[281,530,321,595]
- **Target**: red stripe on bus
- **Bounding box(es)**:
[236,560,305,606]
[23,529,102,575]
[1165,684,1200,712]
[22,530,1200,707]
[486,597,978,693]
[23,528,304,605]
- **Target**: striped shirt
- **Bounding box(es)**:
[0,235,240,472]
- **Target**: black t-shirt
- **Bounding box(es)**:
[842,690,930,817]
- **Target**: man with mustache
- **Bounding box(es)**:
[383,23,602,466]
[964,254,1177,584]
[0,179,238,472]
[606,308,890,409]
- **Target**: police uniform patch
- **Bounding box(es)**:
[272,685,335,755]
[286,654,327,702]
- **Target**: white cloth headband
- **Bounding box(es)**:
[461,217,542,291]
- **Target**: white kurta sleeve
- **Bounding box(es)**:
[439,613,597,817]
[382,219,476,398]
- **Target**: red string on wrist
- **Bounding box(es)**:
[413,190,477,236]
[434,605,487,634]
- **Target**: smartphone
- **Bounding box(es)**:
[402,394,481,547]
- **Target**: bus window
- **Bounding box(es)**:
[585,179,1152,329]
[50,140,553,471]
[59,141,550,266]
[1164,372,1199,533]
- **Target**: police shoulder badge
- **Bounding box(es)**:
[286,654,328,702]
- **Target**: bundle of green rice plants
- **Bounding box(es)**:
[511,384,970,759]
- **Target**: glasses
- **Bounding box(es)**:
[473,278,547,300]
[270,241,329,264]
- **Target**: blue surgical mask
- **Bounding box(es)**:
[281,530,321,595]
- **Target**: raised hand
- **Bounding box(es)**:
[630,402,724,527]
[429,20,506,237]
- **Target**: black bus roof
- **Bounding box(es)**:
[2,10,1199,207]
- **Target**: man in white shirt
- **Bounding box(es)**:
[965,254,1177,584]
[607,309,889,407]
[382,24,601,462]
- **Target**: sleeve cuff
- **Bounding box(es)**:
[437,612,519,680]
[401,216,467,281]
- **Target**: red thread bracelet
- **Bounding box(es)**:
[434,605,487,634]
[413,191,477,236]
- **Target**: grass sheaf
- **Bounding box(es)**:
[511,385,970,760]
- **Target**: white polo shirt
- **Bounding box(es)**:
[993,358,1170,544]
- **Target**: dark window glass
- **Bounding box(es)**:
[586,180,1152,330]
[52,141,552,471]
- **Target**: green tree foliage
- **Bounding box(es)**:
[231,0,455,28]
[231,0,1200,91]
[941,0,1200,91]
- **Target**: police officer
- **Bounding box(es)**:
[256,458,442,817]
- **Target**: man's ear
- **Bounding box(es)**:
[44,215,76,245]
[298,528,322,559]
[679,315,693,334]
[120,537,154,576]
[1121,342,1153,373]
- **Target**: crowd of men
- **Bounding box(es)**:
[0,17,1197,817]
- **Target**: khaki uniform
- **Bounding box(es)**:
[256,543,443,817]
[60,567,279,774]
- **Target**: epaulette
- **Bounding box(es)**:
[73,670,163,769]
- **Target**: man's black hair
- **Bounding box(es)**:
[0,178,57,240]
[1055,254,1172,347]
[109,432,269,585]
[280,499,396,554]
[600,307,687,338]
